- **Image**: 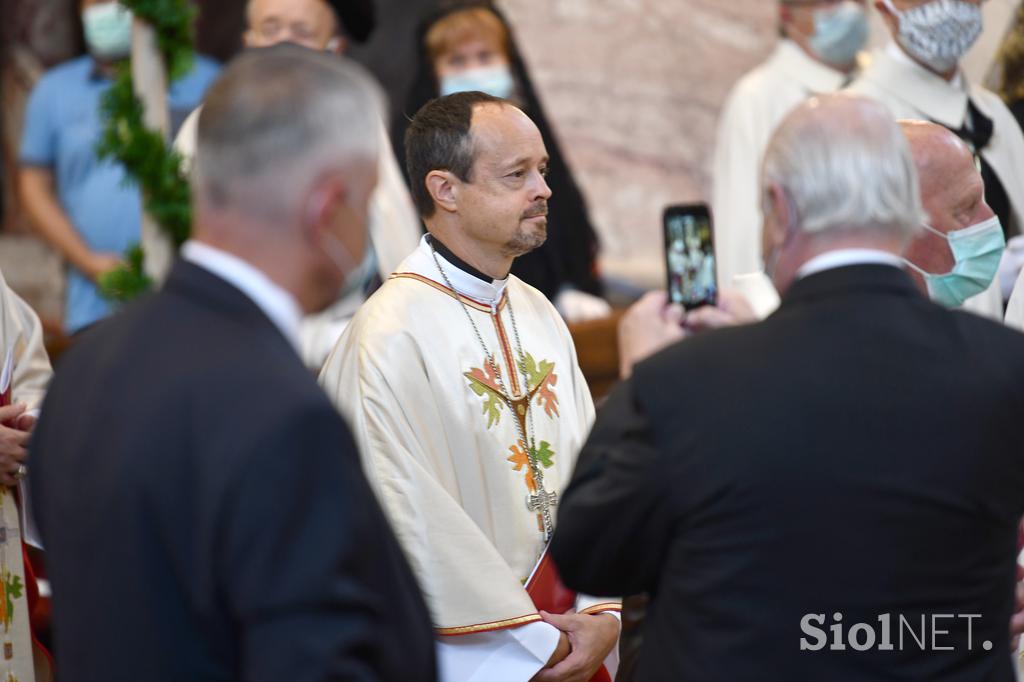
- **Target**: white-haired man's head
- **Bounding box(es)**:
[193,43,382,314]
[760,93,925,292]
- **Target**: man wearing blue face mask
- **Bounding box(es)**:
[17,0,220,336]
[900,120,1006,318]
[713,0,870,296]
[851,0,1024,303]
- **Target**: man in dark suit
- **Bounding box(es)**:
[28,45,436,681]
[551,93,1024,681]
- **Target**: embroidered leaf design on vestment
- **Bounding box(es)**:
[465,357,505,428]
[532,440,556,469]
[522,353,559,418]
[507,441,537,492]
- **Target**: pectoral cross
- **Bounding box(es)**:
[526,489,558,516]
[527,488,559,541]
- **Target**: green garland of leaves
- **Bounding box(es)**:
[95,0,197,300]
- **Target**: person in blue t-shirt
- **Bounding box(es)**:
[18,0,219,335]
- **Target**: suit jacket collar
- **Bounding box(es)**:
[163,260,300,355]
[779,263,923,310]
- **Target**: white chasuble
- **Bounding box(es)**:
[320,238,618,678]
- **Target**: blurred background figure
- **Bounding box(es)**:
[713,0,870,291]
[169,0,423,371]
[17,0,219,336]
[851,0,1024,303]
[395,0,611,323]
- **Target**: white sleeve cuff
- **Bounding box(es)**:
[436,620,561,682]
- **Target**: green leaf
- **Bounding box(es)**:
[98,245,154,302]
[6,576,22,601]
[532,441,556,469]
[94,0,197,302]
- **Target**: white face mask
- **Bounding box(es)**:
[882,0,983,74]
[82,2,134,60]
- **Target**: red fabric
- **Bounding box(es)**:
[526,550,612,682]
[526,550,577,616]
[22,536,53,675]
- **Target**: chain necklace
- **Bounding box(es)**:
[429,244,557,542]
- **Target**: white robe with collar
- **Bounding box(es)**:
[849,44,1021,321]
[319,237,618,681]
[0,266,51,663]
[712,40,851,290]
[0,269,50,413]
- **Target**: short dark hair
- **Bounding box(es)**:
[405,91,505,218]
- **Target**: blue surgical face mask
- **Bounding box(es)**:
[440,66,515,99]
[904,215,1005,308]
[82,2,134,60]
[809,1,869,68]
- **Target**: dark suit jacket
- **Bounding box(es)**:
[552,264,1024,681]
[30,261,436,681]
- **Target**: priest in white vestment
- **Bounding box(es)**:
[0,267,51,550]
[712,0,869,291]
[0,269,49,418]
[320,92,620,682]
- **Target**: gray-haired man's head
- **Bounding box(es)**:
[760,93,925,291]
[193,43,383,314]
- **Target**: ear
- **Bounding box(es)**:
[779,2,793,25]
[425,170,459,214]
[326,36,347,54]
[763,184,792,247]
[875,0,898,30]
[303,175,348,243]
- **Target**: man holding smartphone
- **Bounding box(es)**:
[553,93,1024,681]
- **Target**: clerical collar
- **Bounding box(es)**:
[412,236,509,306]
[426,234,507,284]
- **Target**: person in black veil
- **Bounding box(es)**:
[394,1,611,321]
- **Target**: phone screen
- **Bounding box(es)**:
[664,204,717,310]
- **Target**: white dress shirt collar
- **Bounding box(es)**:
[797,248,905,280]
[774,39,850,95]
[181,240,304,350]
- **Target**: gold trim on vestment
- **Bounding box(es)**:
[389,272,508,313]
[579,603,623,615]
[435,613,543,636]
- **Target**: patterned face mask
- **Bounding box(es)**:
[882,0,983,74]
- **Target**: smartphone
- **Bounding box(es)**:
[663,203,718,310]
